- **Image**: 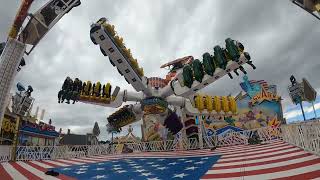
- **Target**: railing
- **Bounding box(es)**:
[281,121,320,156]
[125,138,198,152]
[213,126,281,147]
[15,146,70,161]
[1,123,319,162]
[0,145,11,162]
[14,145,113,161]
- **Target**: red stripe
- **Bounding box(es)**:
[10,162,41,180]
[213,152,313,170]
[0,164,13,180]
[216,142,286,155]
[220,145,296,160]
[271,170,320,180]
[217,149,303,164]
[216,140,283,152]
[27,161,75,180]
[249,80,268,87]
[202,158,320,179]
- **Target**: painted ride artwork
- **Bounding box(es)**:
[0,0,319,180]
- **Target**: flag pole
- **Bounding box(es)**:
[299,100,306,121]
[312,101,317,118]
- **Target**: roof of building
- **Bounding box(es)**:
[60,133,97,145]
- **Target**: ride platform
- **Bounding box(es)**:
[0,140,320,180]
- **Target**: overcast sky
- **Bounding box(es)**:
[1,0,319,140]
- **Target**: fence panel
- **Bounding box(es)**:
[5,124,320,162]
[281,122,320,156]
[0,145,11,162]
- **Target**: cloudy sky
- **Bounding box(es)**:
[1,0,319,140]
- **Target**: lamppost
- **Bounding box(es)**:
[312,101,317,118]
[288,75,306,121]
[11,83,34,161]
[288,75,318,121]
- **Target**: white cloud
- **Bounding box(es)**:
[1,0,320,141]
[284,109,303,120]
[284,101,320,120]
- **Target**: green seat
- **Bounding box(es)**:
[213,45,227,70]
[202,52,216,76]
[182,65,194,88]
[192,59,204,82]
[225,38,240,61]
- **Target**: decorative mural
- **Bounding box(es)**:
[141,75,283,139]
[142,114,173,141]
[203,75,283,135]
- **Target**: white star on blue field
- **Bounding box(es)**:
[51,155,221,180]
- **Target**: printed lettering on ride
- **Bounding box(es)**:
[288,84,302,94]
[288,84,303,104]
[250,87,280,105]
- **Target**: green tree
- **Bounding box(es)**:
[93,122,100,137]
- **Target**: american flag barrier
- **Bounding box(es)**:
[0,145,11,162]
[281,121,320,156]
[1,123,319,163]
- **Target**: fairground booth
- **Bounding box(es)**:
[0,109,59,146]
[0,84,60,146]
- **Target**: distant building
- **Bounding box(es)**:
[59,130,98,145]
[0,88,60,146]
[0,107,59,146]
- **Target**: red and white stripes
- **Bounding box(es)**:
[0,149,215,180]
[1,140,320,180]
[201,140,320,179]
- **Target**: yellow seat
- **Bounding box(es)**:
[131,59,138,69]
[104,83,111,98]
[315,3,320,12]
[84,81,92,95]
[103,23,116,37]
[222,96,229,112]
[205,95,213,112]
[195,95,205,112]
[123,48,130,58]
[229,96,237,114]
[115,36,124,48]
[138,68,144,76]
[94,82,101,96]
[214,96,221,113]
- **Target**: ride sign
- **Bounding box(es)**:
[288,83,303,105]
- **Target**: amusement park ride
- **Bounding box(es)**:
[57,17,255,136]
[0,0,318,136]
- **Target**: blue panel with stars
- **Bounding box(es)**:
[50,155,221,180]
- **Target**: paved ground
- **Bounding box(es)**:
[0,140,319,179]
